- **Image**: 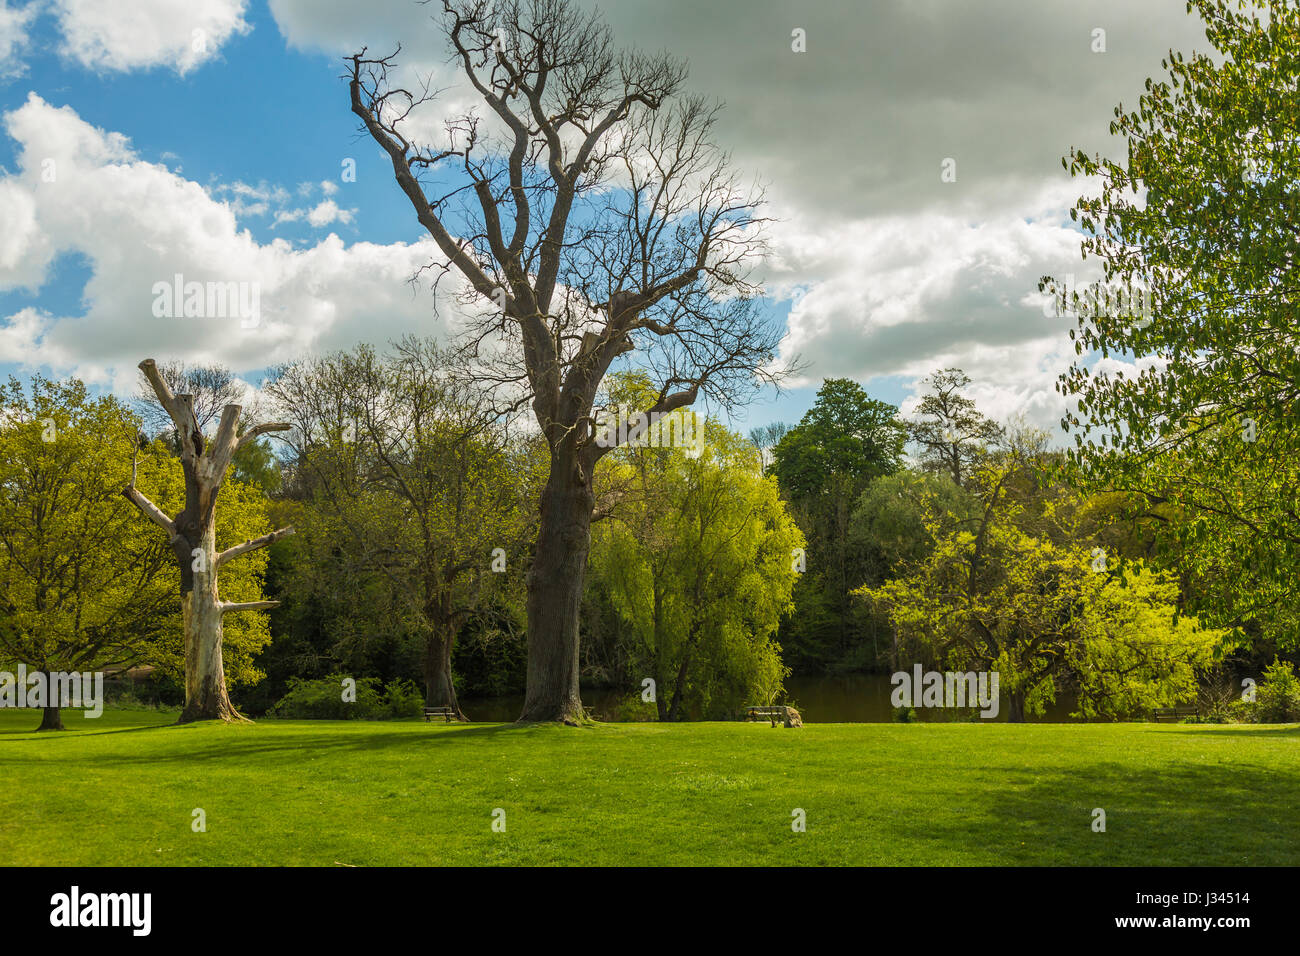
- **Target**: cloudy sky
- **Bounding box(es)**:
[0,0,1211,434]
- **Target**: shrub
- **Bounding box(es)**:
[105,690,180,713]
[381,679,425,719]
[267,674,425,720]
[608,693,658,722]
[1254,659,1300,723]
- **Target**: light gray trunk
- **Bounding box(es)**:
[179,521,240,723]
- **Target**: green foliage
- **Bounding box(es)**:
[771,378,906,500]
[859,450,1224,720]
[230,437,282,494]
[1252,659,1300,723]
[1068,568,1218,719]
[266,340,533,702]
[590,415,803,719]
[267,674,423,720]
[768,378,908,672]
[606,692,659,722]
[852,470,976,578]
[0,376,174,675]
[103,691,180,713]
[1052,0,1300,651]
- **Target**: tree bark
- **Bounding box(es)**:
[126,359,292,725]
[424,625,467,720]
[517,457,593,723]
[1007,690,1026,723]
[36,705,64,731]
[179,521,242,724]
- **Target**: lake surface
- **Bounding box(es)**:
[461,672,1086,722]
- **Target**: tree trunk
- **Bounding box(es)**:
[36,705,64,731]
[518,460,592,723]
[1007,690,1026,723]
[655,683,669,722]
[127,361,292,726]
[179,522,242,724]
[667,629,700,722]
[424,627,467,720]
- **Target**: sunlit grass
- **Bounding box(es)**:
[2,709,1295,865]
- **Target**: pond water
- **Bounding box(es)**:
[460,672,1087,722]
[784,673,1082,722]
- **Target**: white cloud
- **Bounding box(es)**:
[0,1,36,79]
[0,94,464,388]
[260,0,1200,436]
[53,0,251,74]
[306,199,352,227]
[763,181,1100,432]
[268,198,355,229]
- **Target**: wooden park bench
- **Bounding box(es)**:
[744,705,800,727]
[423,706,456,722]
[1151,705,1198,722]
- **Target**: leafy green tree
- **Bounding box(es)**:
[772,379,906,499]
[1251,659,1300,723]
[0,377,174,729]
[769,379,907,669]
[849,469,976,668]
[267,339,531,719]
[859,451,1222,721]
[591,417,803,719]
[853,470,976,581]
[1050,0,1300,651]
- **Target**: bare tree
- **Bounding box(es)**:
[123,359,294,722]
[348,0,786,722]
[748,422,789,469]
[908,369,1004,487]
[136,361,249,437]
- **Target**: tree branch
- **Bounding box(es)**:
[121,485,178,541]
[215,526,296,569]
[236,421,292,453]
[219,600,280,615]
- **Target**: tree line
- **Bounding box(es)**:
[4,0,1300,728]
[7,352,1291,727]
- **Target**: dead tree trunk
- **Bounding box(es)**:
[124,358,293,724]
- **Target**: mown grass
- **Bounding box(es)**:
[2,709,1295,866]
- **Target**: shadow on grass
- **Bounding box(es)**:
[0,715,181,740]
[879,757,1300,866]
[22,718,564,764]
[1150,724,1300,738]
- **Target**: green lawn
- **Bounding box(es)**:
[2,709,1296,866]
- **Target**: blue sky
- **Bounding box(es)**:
[0,0,1209,435]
